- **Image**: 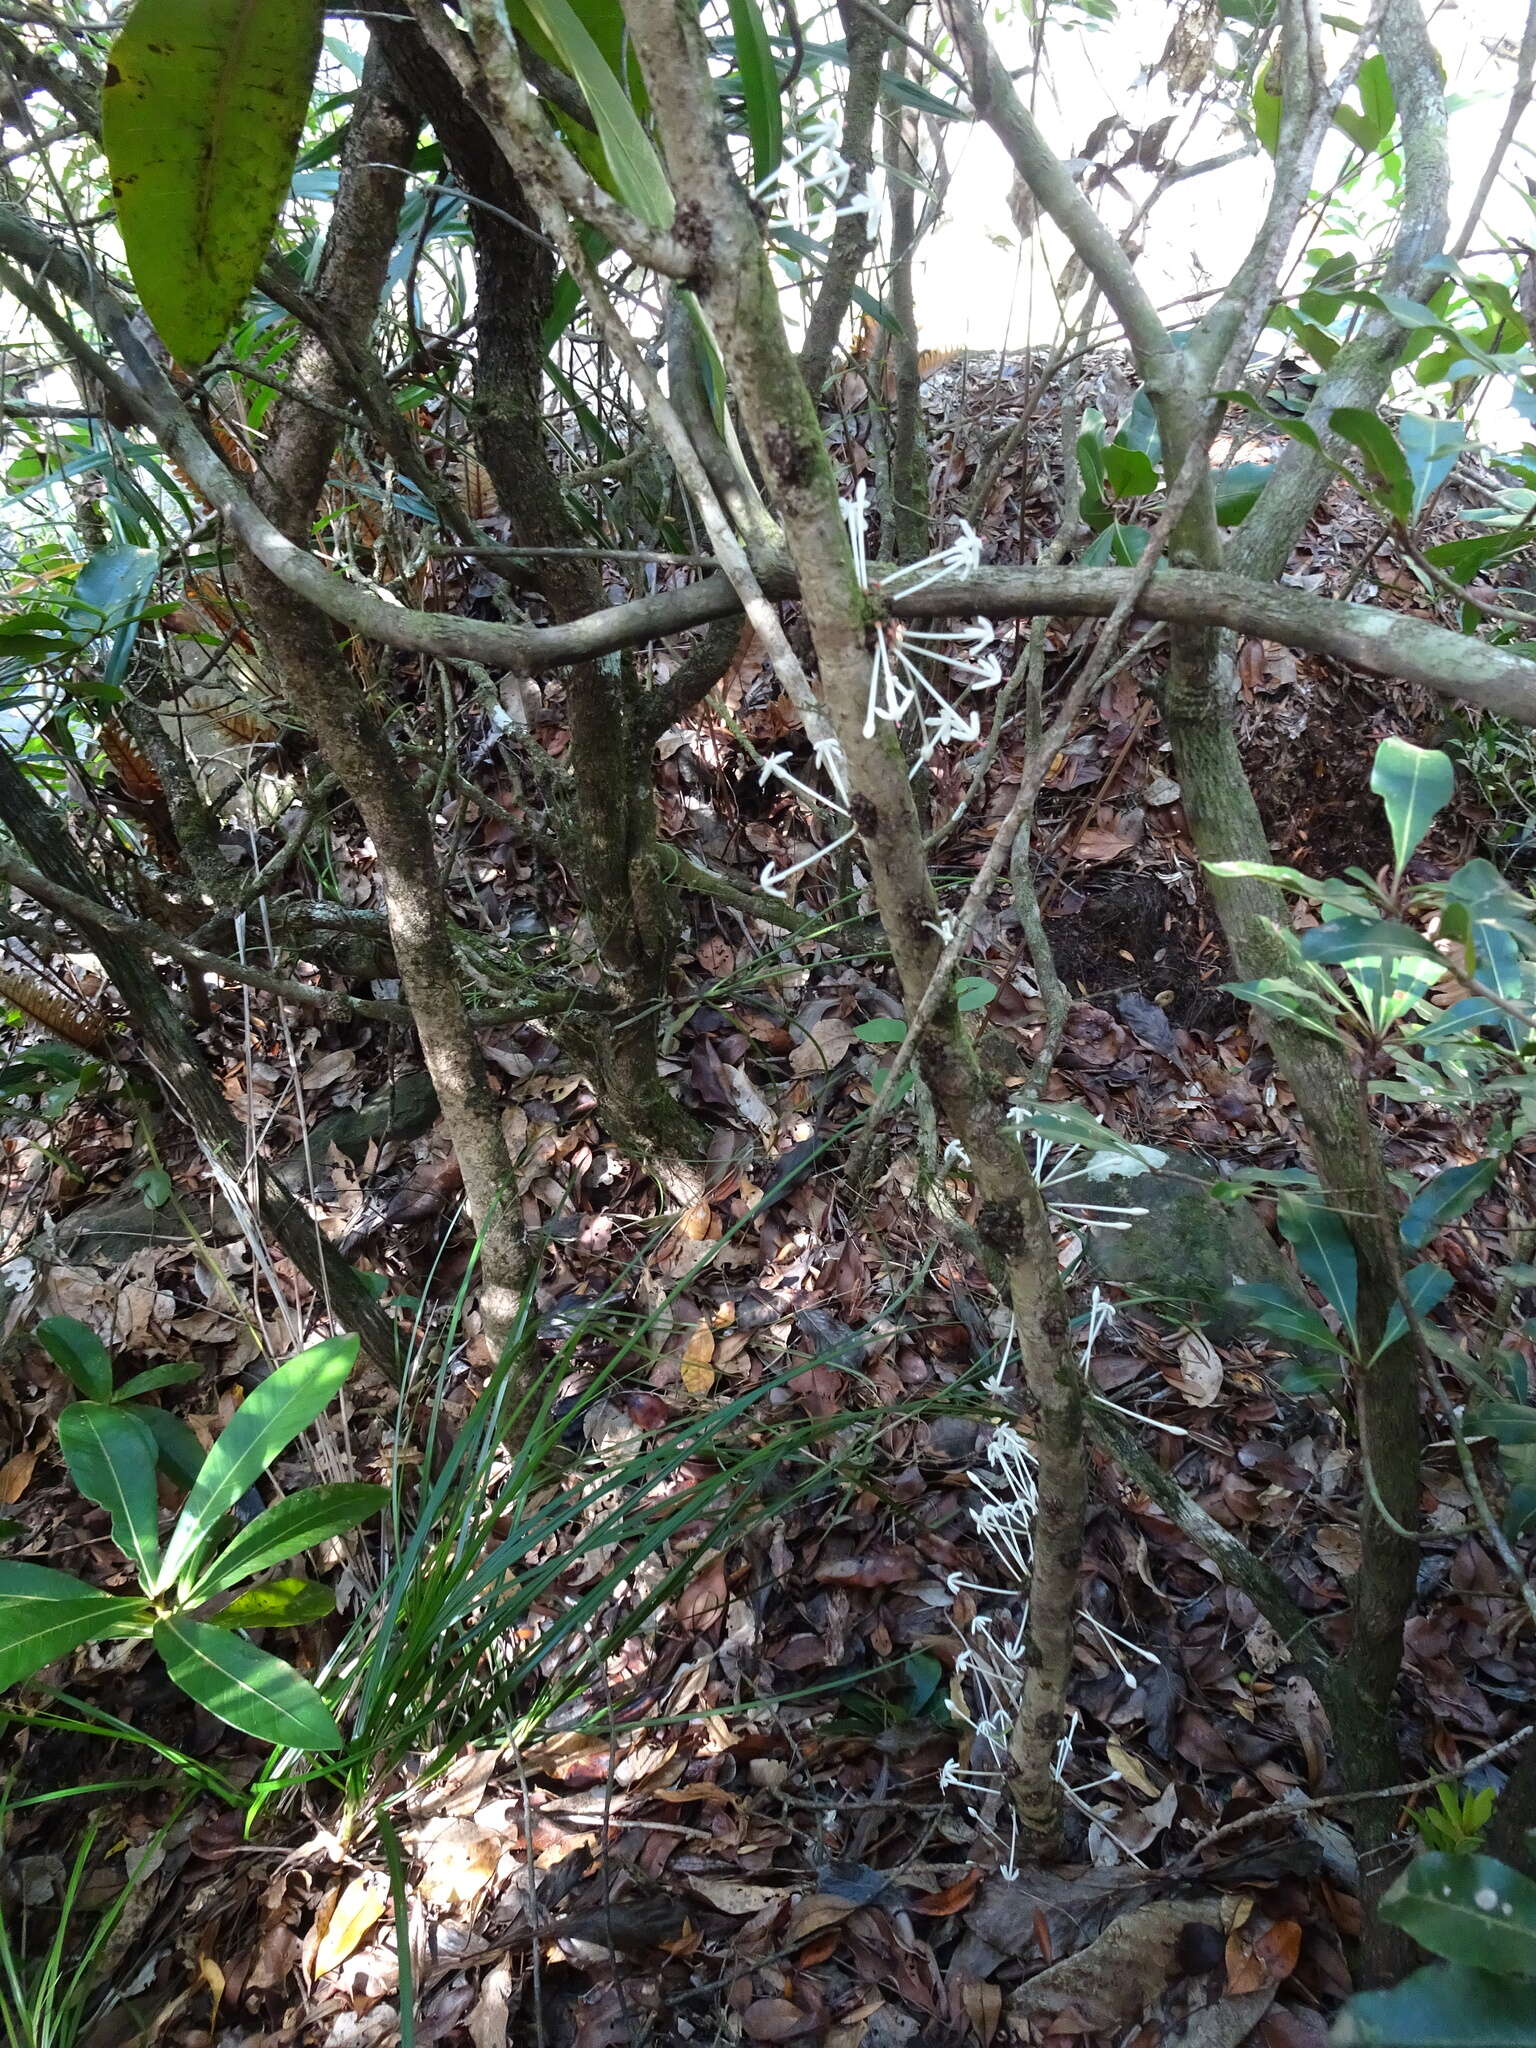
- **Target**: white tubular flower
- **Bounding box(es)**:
[758,825,856,900]
[758,748,850,818]
[864,628,914,737]
[811,733,851,806]
[842,478,871,591]
[835,184,883,227]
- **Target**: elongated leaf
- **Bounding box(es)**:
[1332,52,1395,155]
[1473,920,1525,1048]
[192,1481,387,1598]
[153,1614,340,1749]
[210,1577,335,1628]
[1224,977,1349,1043]
[116,1362,201,1400]
[102,0,324,364]
[1330,406,1413,521]
[1276,1194,1357,1345]
[1376,1262,1457,1358]
[34,1315,112,1402]
[138,1405,206,1491]
[1252,57,1282,157]
[526,0,674,227]
[1227,1281,1349,1356]
[156,1334,359,1594]
[1300,916,1445,974]
[1382,1854,1536,1977]
[1336,1962,1536,2045]
[0,1565,149,1692]
[1465,1399,1536,1448]
[1204,860,1380,917]
[57,1402,161,1585]
[1372,737,1455,875]
[1399,415,1467,520]
[726,0,782,188]
[1401,1159,1499,1250]
[0,1597,138,1694]
[1007,1101,1166,1169]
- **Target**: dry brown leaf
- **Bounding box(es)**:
[467,1962,514,2048]
[743,1997,815,2041]
[1169,1331,1223,1406]
[686,1875,791,1916]
[678,1198,713,1241]
[1106,1739,1164,1799]
[1313,1526,1362,1576]
[680,1322,716,1396]
[313,1872,388,1978]
[0,1450,36,1505]
[958,1977,1003,2048]
[415,1819,499,1909]
[1016,1896,1226,2029]
[789,1015,858,1076]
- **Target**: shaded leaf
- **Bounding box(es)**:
[1380,1854,1536,1977]
[35,1316,112,1403]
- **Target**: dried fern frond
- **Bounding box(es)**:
[99,720,163,803]
[0,961,108,1052]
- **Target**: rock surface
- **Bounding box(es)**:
[1076,1146,1311,1344]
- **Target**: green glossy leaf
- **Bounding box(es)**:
[1465,1399,1536,1448]
[1252,56,1282,157]
[209,1576,335,1628]
[1103,441,1158,499]
[1213,461,1274,525]
[1376,737,1458,872]
[526,0,674,228]
[1227,1281,1349,1356]
[1335,1962,1536,2045]
[192,1481,387,1598]
[1300,915,1444,974]
[1376,1263,1457,1357]
[1331,405,1413,521]
[153,1613,340,1749]
[101,0,325,364]
[1399,415,1467,520]
[1007,1101,1166,1169]
[853,1016,906,1044]
[116,1362,201,1400]
[156,1334,359,1594]
[1332,52,1394,155]
[34,1316,113,1402]
[1381,1854,1536,1976]
[1276,1194,1357,1344]
[1223,976,1349,1042]
[1203,861,1379,916]
[137,1405,206,1491]
[57,1402,161,1585]
[955,977,998,1013]
[726,0,782,188]
[1401,1159,1499,1250]
[0,1564,149,1692]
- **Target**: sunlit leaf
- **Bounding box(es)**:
[102,0,325,363]
[153,1614,340,1749]
[157,1334,359,1594]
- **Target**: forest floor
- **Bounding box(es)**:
[1,351,1532,2048]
